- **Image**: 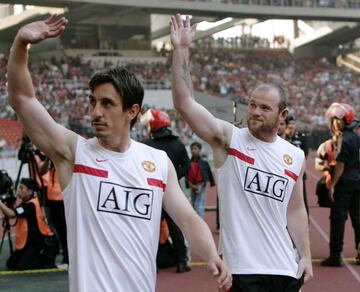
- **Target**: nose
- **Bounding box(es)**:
[91,102,103,118]
[250,105,261,117]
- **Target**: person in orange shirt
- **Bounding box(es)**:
[38,156,68,268]
[0,178,57,270]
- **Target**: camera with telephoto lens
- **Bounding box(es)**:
[18,135,46,163]
[0,170,16,207]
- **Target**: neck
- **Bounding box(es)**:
[251,129,277,142]
[98,134,131,152]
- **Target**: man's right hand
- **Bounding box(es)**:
[16,15,68,45]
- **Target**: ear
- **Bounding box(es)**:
[127,104,140,121]
[280,108,288,121]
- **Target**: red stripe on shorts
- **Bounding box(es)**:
[228,147,255,165]
[73,164,108,178]
[147,178,166,192]
[285,169,298,181]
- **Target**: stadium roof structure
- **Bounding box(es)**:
[0,0,360,58]
[1,0,360,21]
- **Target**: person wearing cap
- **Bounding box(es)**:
[0,178,56,270]
[144,109,192,273]
[285,116,309,216]
[321,103,360,267]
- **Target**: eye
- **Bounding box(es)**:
[88,97,96,107]
[102,100,113,107]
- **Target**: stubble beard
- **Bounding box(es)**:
[247,117,279,139]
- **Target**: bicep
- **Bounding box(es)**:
[179,99,232,148]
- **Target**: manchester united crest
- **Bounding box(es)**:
[283,154,293,165]
[142,160,156,172]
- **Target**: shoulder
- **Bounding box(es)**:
[134,140,167,157]
[278,137,305,158]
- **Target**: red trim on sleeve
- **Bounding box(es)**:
[228,148,255,165]
[73,164,108,178]
[284,169,298,181]
[147,178,166,192]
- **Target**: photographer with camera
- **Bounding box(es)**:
[38,155,68,269]
[0,177,57,270]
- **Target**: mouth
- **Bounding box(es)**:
[249,118,263,123]
[92,122,106,127]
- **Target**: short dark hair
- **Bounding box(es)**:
[190,142,202,150]
[285,115,295,125]
[89,67,144,128]
[252,83,288,112]
[20,178,36,191]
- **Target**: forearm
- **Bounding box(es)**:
[287,208,311,259]
[8,37,35,108]
[330,162,344,188]
[181,214,219,262]
[0,202,16,218]
[172,48,194,112]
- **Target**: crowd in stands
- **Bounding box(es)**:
[0,38,359,146]
[190,38,360,128]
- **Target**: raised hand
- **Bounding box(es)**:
[16,15,68,45]
[169,14,197,49]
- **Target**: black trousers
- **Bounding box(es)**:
[47,200,68,264]
[7,245,46,270]
[330,180,360,255]
[163,210,188,263]
[231,274,304,292]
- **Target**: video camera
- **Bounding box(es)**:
[0,170,16,207]
[18,135,46,164]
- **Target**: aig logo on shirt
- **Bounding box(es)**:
[97,181,153,220]
[244,167,289,202]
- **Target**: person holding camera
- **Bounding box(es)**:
[0,178,56,270]
[38,156,68,269]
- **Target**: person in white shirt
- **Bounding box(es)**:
[7,16,232,292]
[170,14,313,292]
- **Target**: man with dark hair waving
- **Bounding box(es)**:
[170,14,312,292]
[7,16,231,292]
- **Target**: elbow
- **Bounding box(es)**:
[8,92,21,110]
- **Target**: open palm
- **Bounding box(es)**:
[170,14,196,49]
[17,15,68,44]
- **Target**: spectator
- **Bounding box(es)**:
[187,142,215,218]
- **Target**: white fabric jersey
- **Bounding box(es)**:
[217,127,305,278]
[62,137,168,292]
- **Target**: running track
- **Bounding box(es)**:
[156,153,360,291]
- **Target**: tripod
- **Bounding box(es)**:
[0,215,14,256]
[16,143,46,205]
